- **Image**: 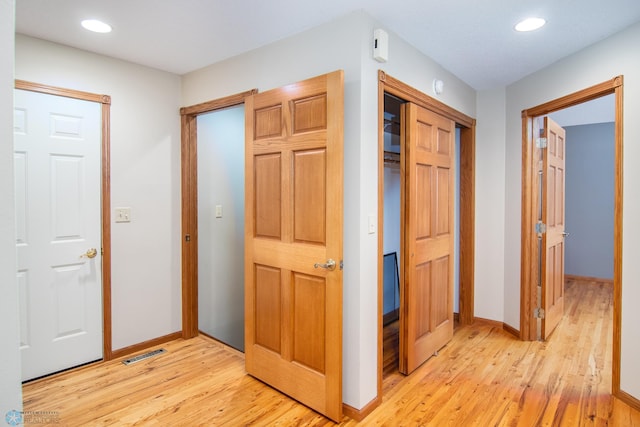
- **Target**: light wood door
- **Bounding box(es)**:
[541,116,566,339]
[400,103,455,375]
[244,71,344,421]
[14,89,103,381]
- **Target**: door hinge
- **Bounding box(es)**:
[536,137,548,149]
[535,222,547,234]
[534,307,545,319]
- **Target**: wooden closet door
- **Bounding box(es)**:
[400,102,455,375]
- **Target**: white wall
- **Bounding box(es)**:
[475,88,507,322]
[564,123,615,280]
[505,22,640,399]
[14,35,183,350]
[0,0,23,418]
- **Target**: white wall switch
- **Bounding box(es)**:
[215,205,223,218]
[368,214,376,234]
[115,207,131,223]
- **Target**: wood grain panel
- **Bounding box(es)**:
[415,262,431,339]
[255,105,282,139]
[556,168,564,227]
[416,164,431,239]
[548,165,556,227]
[433,256,449,327]
[292,94,327,134]
[294,149,326,244]
[554,244,563,303]
[436,167,450,236]
[417,121,432,151]
[437,128,450,156]
[255,265,282,353]
[254,153,282,239]
[293,273,326,373]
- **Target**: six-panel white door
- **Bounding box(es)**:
[14,89,103,381]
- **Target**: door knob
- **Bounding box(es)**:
[81,248,98,259]
[314,259,336,271]
[562,231,570,238]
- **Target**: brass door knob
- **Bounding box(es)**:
[81,248,98,259]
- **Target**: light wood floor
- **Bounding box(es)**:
[23,278,640,426]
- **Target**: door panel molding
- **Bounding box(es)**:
[14,80,113,360]
[377,71,476,400]
[179,89,257,339]
[520,76,623,399]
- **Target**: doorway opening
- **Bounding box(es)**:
[520,76,623,398]
[180,89,256,341]
[381,93,463,377]
[196,105,245,351]
[377,71,476,399]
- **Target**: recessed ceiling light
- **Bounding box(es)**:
[81,19,112,33]
[515,17,546,32]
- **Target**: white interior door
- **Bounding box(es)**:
[14,89,103,381]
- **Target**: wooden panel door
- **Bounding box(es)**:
[400,103,455,375]
[244,71,343,421]
[541,116,566,339]
[14,89,103,381]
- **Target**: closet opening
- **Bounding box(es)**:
[381,92,462,379]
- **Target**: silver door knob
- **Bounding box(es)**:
[562,231,570,238]
[314,259,336,271]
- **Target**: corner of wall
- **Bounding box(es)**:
[1,0,24,415]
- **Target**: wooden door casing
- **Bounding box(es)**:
[541,116,566,339]
[400,103,455,375]
[244,71,344,421]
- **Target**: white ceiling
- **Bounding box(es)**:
[15,0,640,90]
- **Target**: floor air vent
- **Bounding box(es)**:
[122,348,167,365]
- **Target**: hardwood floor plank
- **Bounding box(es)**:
[22,278,640,426]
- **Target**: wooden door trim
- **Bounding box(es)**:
[520,76,623,398]
[15,79,114,360]
[377,71,476,396]
[179,89,257,339]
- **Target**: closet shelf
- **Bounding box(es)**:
[384,151,400,166]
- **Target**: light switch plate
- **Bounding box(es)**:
[215,205,223,218]
[115,207,131,223]
[368,214,376,234]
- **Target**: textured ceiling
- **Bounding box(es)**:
[15,0,640,90]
